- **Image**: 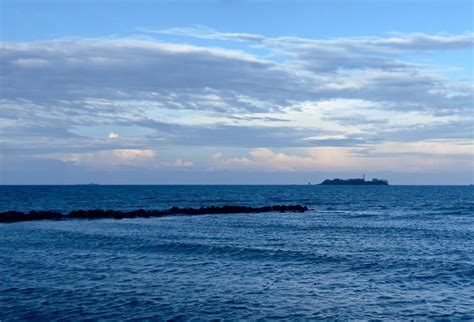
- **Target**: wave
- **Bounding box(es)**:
[134,241,343,264]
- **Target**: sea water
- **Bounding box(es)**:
[1,185,473,319]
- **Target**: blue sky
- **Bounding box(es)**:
[1,0,473,184]
[3,0,473,39]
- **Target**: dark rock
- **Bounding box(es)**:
[0,210,63,223]
[0,205,310,223]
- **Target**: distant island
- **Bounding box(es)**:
[320,176,389,185]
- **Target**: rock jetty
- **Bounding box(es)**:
[0,205,309,223]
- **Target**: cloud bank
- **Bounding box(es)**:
[1,28,473,183]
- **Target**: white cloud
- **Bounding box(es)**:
[170,158,193,168]
[45,149,198,170]
[139,25,266,43]
[51,149,158,168]
[212,141,474,173]
[108,132,119,139]
[12,58,50,67]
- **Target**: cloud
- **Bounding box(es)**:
[212,147,364,172]
[0,28,472,181]
[42,149,195,171]
[139,25,266,42]
[212,141,474,173]
[151,27,474,72]
[1,38,299,108]
[368,140,474,156]
[367,32,474,50]
[167,158,194,168]
[52,149,158,169]
[11,58,50,67]
[108,132,120,139]
[2,34,471,117]
[148,26,474,51]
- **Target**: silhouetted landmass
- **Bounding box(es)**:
[320,178,389,185]
[0,205,309,223]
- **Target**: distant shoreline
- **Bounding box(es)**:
[0,184,472,186]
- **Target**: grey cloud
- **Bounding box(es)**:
[317,71,473,115]
[322,115,389,126]
[287,33,474,52]
[1,117,344,156]
[227,115,290,122]
[132,121,332,148]
[0,125,78,139]
[1,31,472,163]
[151,27,474,51]
[1,36,471,118]
[369,33,474,50]
[295,51,411,73]
[153,27,474,72]
[380,121,474,142]
[1,135,139,155]
[1,39,304,107]
[303,138,375,147]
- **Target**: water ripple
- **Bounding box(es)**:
[1,185,473,319]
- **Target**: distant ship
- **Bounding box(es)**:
[320,175,389,186]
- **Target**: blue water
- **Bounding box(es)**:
[1,185,473,320]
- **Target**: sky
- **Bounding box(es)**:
[1,0,473,184]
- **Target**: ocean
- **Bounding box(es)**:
[1,185,473,320]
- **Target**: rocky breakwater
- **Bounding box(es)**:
[0,205,309,223]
